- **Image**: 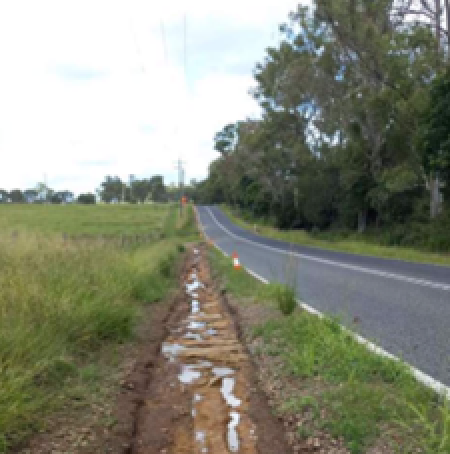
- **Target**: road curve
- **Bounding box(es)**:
[196,205,450,386]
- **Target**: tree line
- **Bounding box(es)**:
[194,0,450,251]
[0,174,173,205]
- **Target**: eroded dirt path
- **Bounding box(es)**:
[131,247,288,454]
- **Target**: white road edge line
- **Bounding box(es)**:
[195,206,450,397]
[205,207,450,292]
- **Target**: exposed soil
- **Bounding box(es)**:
[18,246,290,454]
[130,246,289,453]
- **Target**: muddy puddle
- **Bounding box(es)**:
[130,247,289,454]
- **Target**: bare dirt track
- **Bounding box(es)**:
[129,246,289,454]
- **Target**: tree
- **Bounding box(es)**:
[130,179,152,203]
[393,0,449,50]
[196,0,447,235]
[9,189,25,203]
[77,193,96,204]
[98,176,125,203]
[214,123,239,155]
[149,175,167,202]
[253,1,436,228]
[419,68,450,206]
[50,192,63,205]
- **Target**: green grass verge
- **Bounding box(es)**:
[0,203,198,452]
[208,246,450,453]
[221,206,450,267]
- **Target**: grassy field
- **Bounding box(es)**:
[0,203,197,452]
[0,204,170,234]
[209,247,450,453]
[222,206,450,267]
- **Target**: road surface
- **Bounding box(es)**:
[196,205,450,386]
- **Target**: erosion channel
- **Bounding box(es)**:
[131,246,288,454]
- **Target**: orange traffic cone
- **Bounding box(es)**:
[232,251,241,270]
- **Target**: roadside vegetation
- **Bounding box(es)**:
[209,246,450,453]
[192,1,450,260]
[0,203,197,452]
[272,282,297,315]
[222,205,450,267]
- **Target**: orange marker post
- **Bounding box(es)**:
[232,251,241,270]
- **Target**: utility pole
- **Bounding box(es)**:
[175,158,185,215]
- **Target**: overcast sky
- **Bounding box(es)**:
[0,0,300,194]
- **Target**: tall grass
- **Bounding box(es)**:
[269,283,297,315]
[0,203,197,451]
[0,234,181,449]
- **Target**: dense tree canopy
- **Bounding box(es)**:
[419,68,450,200]
[197,0,450,246]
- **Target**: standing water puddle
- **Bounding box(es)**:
[213,367,235,378]
[159,250,256,453]
[228,411,240,452]
[221,377,241,408]
[186,280,204,294]
[178,365,202,384]
[188,321,206,330]
[192,299,200,314]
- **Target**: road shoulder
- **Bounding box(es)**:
[207,245,450,453]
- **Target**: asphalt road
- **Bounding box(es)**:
[197,205,450,386]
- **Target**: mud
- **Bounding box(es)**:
[129,246,289,454]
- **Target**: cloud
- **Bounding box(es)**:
[0,0,300,194]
